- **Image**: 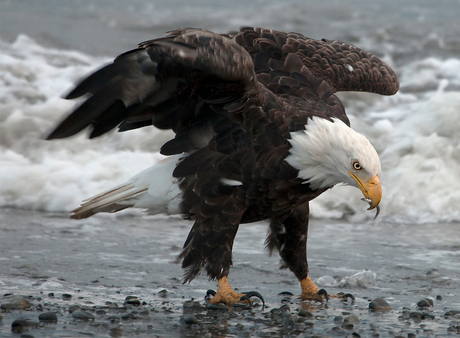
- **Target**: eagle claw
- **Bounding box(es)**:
[205,289,265,309]
[317,289,329,301]
[240,291,265,309]
[205,289,217,300]
[337,292,356,304]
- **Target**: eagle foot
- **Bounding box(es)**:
[205,289,265,309]
[300,288,329,303]
[205,277,265,309]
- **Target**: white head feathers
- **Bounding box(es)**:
[285,117,381,189]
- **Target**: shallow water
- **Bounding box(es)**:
[1,209,459,336]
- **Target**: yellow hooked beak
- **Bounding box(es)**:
[349,172,382,219]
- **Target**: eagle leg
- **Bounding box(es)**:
[266,203,328,302]
[205,276,265,309]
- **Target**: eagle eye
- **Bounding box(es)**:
[352,161,363,171]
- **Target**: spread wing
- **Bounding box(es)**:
[47,27,399,150]
[233,27,399,128]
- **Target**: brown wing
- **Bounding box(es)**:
[232,27,399,128]
[235,27,399,96]
[46,28,256,144]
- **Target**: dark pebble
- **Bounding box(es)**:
[180,314,199,325]
[298,309,313,318]
[444,310,460,317]
[124,296,141,306]
[334,316,343,323]
[436,295,443,301]
[19,334,35,338]
[68,305,80,313]
[158,289,168,298]
[1,304,13,312]
[270,308,283,320]
[48,293,54,298]
[342,323,354,330]
[11,318,38,333]
[38,312,58,323]
[304,321,314,328]
[121,313,137,320]
[409,312,423,319]
[183,300,203,310]
[95,309,106,315]
[279,304,290,313]
[71,310,94,320]
[110,328,124,337]
[369,298,392,312]
[0,313,3,321]
[417,298,433,308]
[62,293,72,300]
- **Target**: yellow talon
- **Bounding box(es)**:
[206,277,244,305]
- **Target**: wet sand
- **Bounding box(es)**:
[1,208,459,337]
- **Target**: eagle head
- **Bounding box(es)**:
[285,117,382,216]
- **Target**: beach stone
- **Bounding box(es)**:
[180,314,199,325]
[110,328,124,337]
[39,311,58,323]
[445,310,460,318]
[334,316,343,323]
[410,311,435,320]
[298,309,313,318]
[71,310,94,320]
[9,296,31,310]
[11,318,38,333]
[158,289,168,298]
[270,308,283,320]
[342,322,354,330]
[417,298,433,308]
[369,298,392,312]
[304,321,314,328]
[344,314,360,324]
[124,296,141,306]
[62,293,72,300]
[121,313,137,320]
[68,305,80,313]
[1,304,13,311]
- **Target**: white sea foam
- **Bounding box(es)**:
[1,35,460,224]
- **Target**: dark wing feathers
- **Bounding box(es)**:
[48,26,398,143]
[235,26,399,96]
[47,28,255,142]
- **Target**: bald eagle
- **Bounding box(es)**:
[47,27,399,306]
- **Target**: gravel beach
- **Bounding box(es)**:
[1,208,459,337]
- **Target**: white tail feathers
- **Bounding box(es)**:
[70,155,183,219]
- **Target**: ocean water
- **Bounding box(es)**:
[1,0,460,224]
